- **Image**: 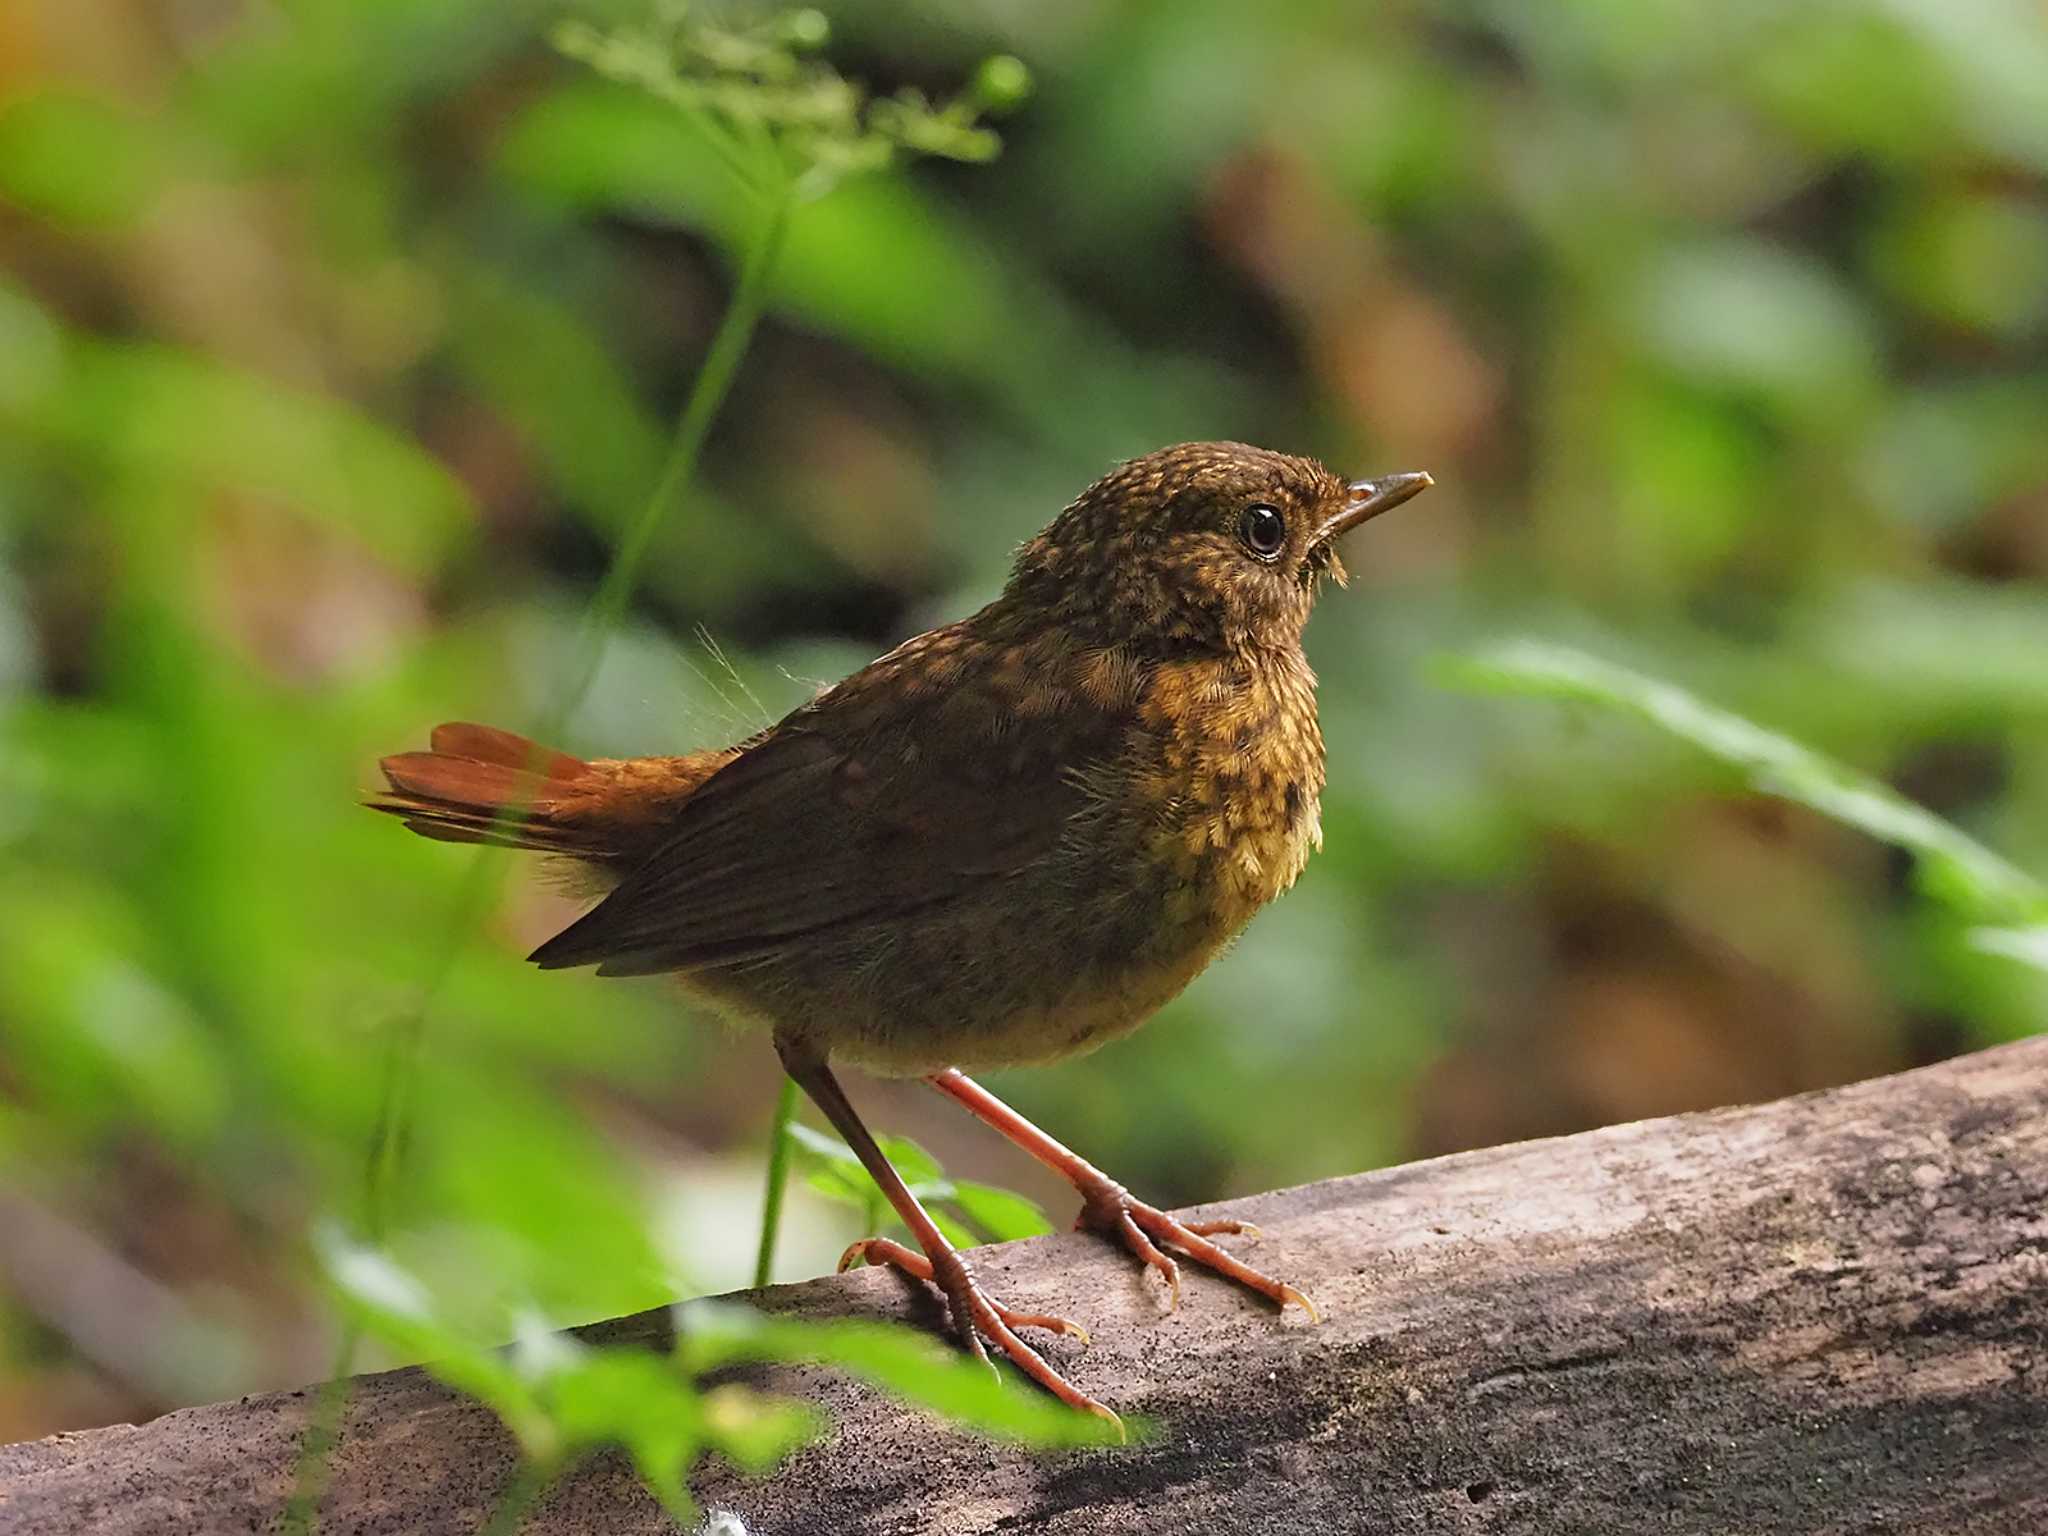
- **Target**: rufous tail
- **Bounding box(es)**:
[368,722,733,875]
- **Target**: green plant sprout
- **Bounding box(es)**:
[1445,639,2048,973]
[292,8,1045,1532]
[784,1122,1055,1253]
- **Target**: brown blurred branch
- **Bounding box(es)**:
[4,1041,2047,1534]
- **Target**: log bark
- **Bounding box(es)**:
[4,1039,2046,1534]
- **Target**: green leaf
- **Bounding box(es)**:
[316,1230,553,1455]
[783,1120,854,1164]
[874,1133,946,1190]
[785,1120,875,1209]
[1972,926,2048,976]
[674,1301,1124,1446]
[698,1384,825,1475]
[534,1347,705,1522]
[952,1181,1056,1242]
[0,90,166,228]
[928,1207,979,1252]
[1444,639,2047,923]
[785,1123,1045,1247]
[786,1122,954,1208]
[317,1237,834,1522]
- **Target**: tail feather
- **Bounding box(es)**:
[428,722,589,781]
[369,725,603,856]
[367,722,734,876]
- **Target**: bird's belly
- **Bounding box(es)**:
[696,858,1248,1077]
[834,821,1316,1075]
[827,923,1226,1076]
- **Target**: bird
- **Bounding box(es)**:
[368,440,1432,1426]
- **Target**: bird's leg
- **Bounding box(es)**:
[925,1068,1318,1320]
[774,1039,1118,1429]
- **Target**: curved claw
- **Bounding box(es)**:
[1279,1283,1321,1324]
[837,1239,874,1274]
[1085,1399,1128,1442]
[1078,1181,1315,1322]
[1004,1309,1092,1345]
[1183,1218,1260,1240]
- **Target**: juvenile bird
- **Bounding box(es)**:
[369,441,1431,1424]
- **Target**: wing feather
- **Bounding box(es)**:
[528,687,1104,976]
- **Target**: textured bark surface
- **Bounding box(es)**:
[4,1039,2046,1535]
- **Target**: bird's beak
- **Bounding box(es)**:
[1316,470,1434,546]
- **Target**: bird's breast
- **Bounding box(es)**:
[1103,647,1327,940]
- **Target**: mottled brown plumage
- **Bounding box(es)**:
[368,441,1431,1426]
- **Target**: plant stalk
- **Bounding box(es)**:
[753,1073,801,1288]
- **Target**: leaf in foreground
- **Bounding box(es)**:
[676,1300,1127,1447]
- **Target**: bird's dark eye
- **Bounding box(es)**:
[1238,503,1286,559]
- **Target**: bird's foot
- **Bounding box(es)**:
[840,1237,1122,1435]
[1072,1174,1318,1320]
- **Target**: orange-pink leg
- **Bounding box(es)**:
[775,1040,1120,1432]
[925,1068,1318,1320]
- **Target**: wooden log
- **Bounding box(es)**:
[4,1039,2046,1534]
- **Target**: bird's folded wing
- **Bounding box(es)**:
[527,711,1100,977]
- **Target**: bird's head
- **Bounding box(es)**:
[1006,441,1431,653]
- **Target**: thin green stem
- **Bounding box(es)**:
[548,187,794,724]
[753,1073,801,1288]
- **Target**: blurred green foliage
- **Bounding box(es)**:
[3,0,2047,1510]
[319,1233,1113,1527]
[1451,639,2048,1034]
